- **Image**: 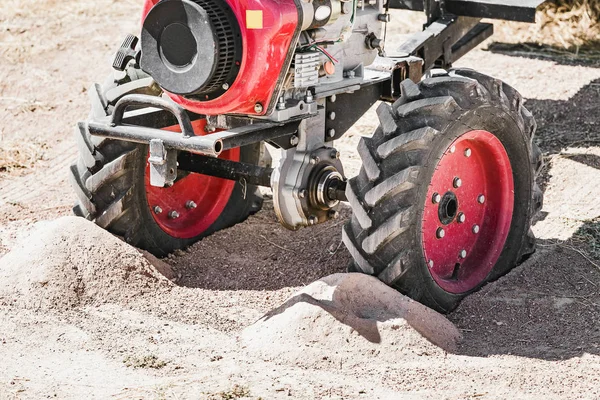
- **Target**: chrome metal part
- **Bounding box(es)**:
[148,139,177,187]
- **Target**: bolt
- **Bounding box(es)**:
[328,128,336,138]
[432,192,441,204]
[331,149,340,159]
[222,83,229,90]
[329,111,336,121]
[204,124,216,133]
[478,194,485,204]
[153,206,162,214]
[308,215,318,225]
[186,200,197,210]
[457,212,466,223]
[436,227,445,239]
[459,249,467,258]
[346,70,355,78]
[290,135,299,146]
[428,259,434,268]
[378,13,391,22]
[305,90,314,103]
[168,210,180,219]
[450,145,456,154]
[254,103,263,113]
[328,210,340,219]
[298,189,308,199]
[277,96,286,110]
[330,94,337,103]
[472,224,480,234]
[453,177,462,188]
[464,148,472,157]
[310,156,320,165]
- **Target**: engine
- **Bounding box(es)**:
[139,0,385,116]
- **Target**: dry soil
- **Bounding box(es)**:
[1,1,600,399]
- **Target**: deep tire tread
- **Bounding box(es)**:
[344,69,543,312]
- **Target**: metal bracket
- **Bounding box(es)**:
[148,139,177,187]
[397,16,492,70]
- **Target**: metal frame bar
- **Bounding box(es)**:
[387,0,545,23]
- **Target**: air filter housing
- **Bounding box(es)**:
[140,0,242,99]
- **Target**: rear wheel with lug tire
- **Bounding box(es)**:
[343,69,543,313]
[70,72,266,256]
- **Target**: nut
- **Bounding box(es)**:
[436,227,445,239]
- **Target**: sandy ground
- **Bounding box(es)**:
[1,1,600,399]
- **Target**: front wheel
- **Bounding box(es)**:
[70,74,265,257]
[343,69,543,312]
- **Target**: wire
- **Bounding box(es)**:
[315,45,339,63]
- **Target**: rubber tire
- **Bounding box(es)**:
[70,73,264,257]
[342,69,543,313]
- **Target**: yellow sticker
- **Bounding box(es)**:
[246,10,263,29]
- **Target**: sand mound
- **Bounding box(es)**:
[242,273,461,364]
[0,216,173,310]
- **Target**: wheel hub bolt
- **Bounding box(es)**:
[298,189,308,199]
[459,249,467,258]
[453,177,462,188]
[436,227,445,239]
[328,210,339,219]
[153,206,162,214]
[169,210,180,219]
[331,150,340,159]
[308,215,318,225]
[457,212,466,223]
[472,224,480,234]
[329,111,336,121]
[310,156,320,165]
[186,201,197,210]
[464,148,472,157]
[328,129,336,138]
[478,194,485,204]
[432,193,441,204]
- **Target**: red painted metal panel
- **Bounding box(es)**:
[142,0,299,116]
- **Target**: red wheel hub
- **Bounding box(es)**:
[145,119,239,239]
[421,130,514,293]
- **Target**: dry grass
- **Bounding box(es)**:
[0,132,47,172]
[493,0,600,53]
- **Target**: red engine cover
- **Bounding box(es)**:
[142,0,300,116]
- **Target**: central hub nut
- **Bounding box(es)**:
[438,191,459,225]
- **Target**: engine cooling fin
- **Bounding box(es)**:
[140,0,242,99]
